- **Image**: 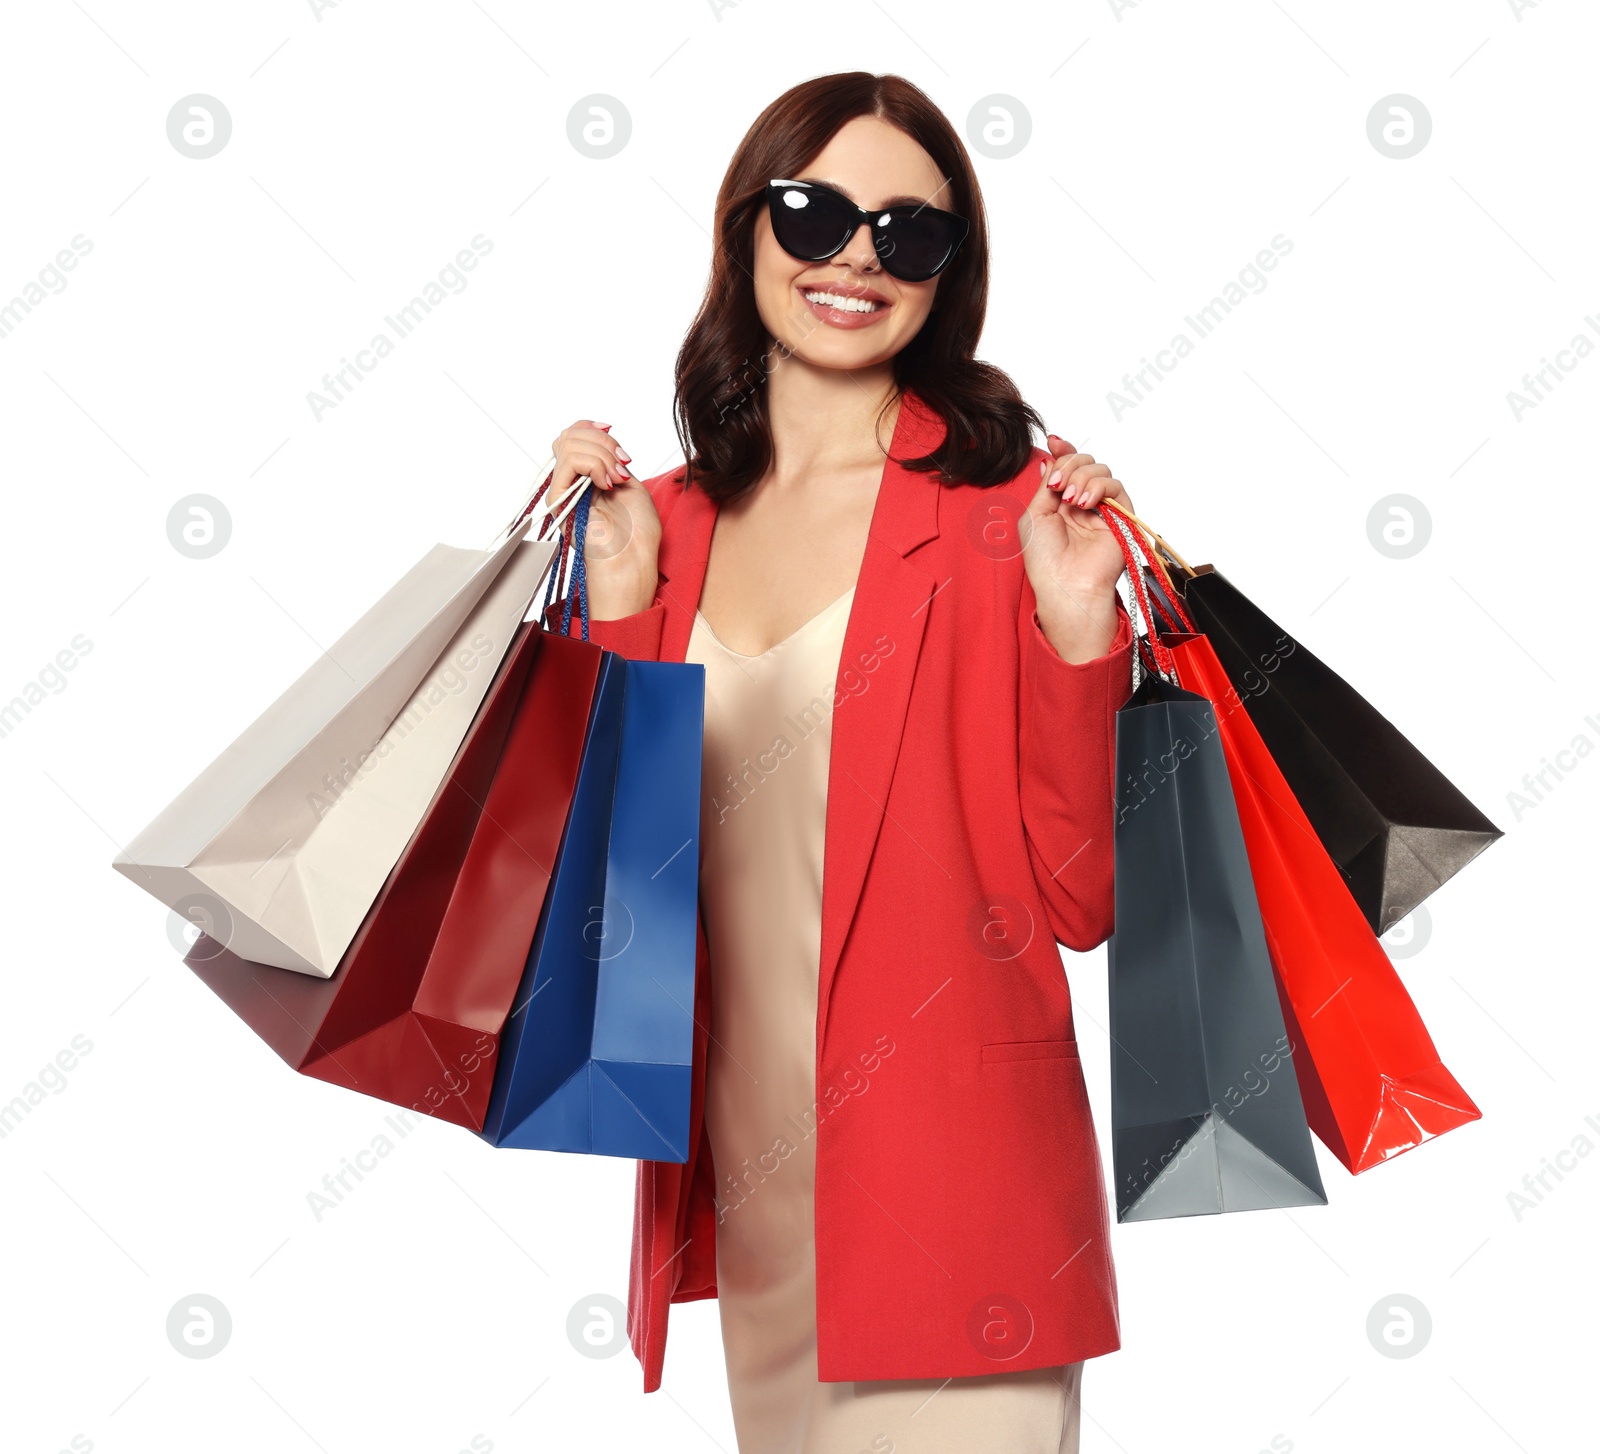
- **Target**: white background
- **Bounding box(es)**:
[1,2,1594,1451]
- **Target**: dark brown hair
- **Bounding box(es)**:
[671,71,1044,501]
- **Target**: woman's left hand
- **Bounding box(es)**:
[1024,428,1126,588]
[1015,434,1134,662]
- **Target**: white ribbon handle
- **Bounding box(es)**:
[543,472,593,538]
[485,455,595,551]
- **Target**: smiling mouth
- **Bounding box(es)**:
[800,287,887,314]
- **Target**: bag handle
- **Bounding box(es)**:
[485,454,595,549]
[1139,559,1189,637]
[483,454,597,640]
[1100,500,1197,635]
[488,455,554,548]
[1099,501,1197,579]
[557,487,592,642]
[1097,503,1180,684]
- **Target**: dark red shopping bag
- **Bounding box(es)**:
[1101,503,1481,1174]
[185,618,604,1129]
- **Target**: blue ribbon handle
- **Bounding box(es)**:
[559,486,591,642]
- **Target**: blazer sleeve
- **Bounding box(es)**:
[1016,580,1134,952]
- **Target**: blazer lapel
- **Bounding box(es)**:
[650,391,946,1039]
[653,478,718,665]
[816,391,942,1041]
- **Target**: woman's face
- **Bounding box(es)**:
[752,115,954,373]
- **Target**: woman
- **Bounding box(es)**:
[544,72,1137,1454]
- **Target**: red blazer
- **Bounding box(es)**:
[559,387,1133,1390]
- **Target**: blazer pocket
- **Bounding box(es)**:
[981,1038,1080,1065]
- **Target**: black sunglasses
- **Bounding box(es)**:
[765,178,969,283]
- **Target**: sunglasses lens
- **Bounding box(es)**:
[875,210,961,281]
[770,184,854,260]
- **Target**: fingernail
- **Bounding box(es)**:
[618,450,631,461]
[1039,460,1048,478]
[1046,469,1063,488]
[617,464,631,478]
[594,421,611,430]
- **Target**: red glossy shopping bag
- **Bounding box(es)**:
[185,618,604,1128]
[1100,503,1481,1173]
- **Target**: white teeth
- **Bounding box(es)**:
[804,290,881,313]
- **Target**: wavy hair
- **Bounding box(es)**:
[671,71,1044,500]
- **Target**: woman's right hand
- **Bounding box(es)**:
[548,419,661,619]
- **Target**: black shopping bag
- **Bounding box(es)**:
[1153,560,1502,936]
[1108,665,1327,1222]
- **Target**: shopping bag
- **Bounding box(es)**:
[1108,657,1327,1221]
[1102,505,1481,1173]
[482,486,706,1161]
[113,504,555,976]
[1146,558,1502,935]
[184,616,603,1126]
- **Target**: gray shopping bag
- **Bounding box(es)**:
[1107,668,1327,1221]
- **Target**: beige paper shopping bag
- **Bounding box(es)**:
[113,521,557,976]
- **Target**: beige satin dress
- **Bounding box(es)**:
[686,586,1084,1454]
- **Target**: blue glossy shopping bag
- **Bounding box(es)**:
[481,486,705,1160]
